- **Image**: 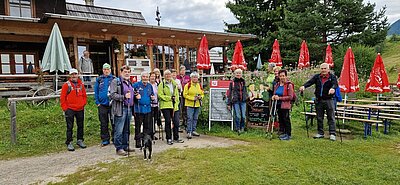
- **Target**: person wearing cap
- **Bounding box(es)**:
[94,63,116,146]
[60,68,87,151]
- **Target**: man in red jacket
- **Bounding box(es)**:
[60,68,88,151]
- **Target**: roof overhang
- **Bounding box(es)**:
[0,14,256,47]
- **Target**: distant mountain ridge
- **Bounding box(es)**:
[388,19,400,35]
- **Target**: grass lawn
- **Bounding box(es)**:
[50,104,400,184]
[0,97,101,160]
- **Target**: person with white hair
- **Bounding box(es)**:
[183,72,204,139]
[132,71,156,148]
[226,68,248,134]
[158,70,184,145]
[299,63,338,141]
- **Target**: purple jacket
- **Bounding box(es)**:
[177,74,190,89]
[273,81,294,110]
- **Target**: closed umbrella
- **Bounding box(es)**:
[325,44,334,68]
[196,35,210,86]
[210,64,215,75]
[269,39,282,66]
[232,40,247,71]
[298,40,310,69]
[256,54,262,70]
[365,53,390,100]
[397,73,400,89]
[196,35,211,70]
[339,47,359,124]
[41,23,72,92]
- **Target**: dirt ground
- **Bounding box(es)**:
[0,134,246,185]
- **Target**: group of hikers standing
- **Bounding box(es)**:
[60,64,204,155]
[59,60,340,154]
[227,62,339,141]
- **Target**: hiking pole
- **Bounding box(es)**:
[266,99,274,137]
[127,90,131,157]
[270,99,278,140]
[334,102,343,143]
[300,91,309,138]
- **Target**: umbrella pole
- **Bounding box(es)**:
[55,71,58,92]
[377,94,379,101]
[342,93,347,125]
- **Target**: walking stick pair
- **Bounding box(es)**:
[266,99,278,140]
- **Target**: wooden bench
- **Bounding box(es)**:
[301,112,382,138]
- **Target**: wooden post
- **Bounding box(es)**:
[162,46,166,72]
[73,37,79,68]
[10,101,17,144]
[147,45,154,70]
[174,46,179,70]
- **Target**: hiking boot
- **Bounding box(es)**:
[67,142,75,151]
[330,134,336,141]
[178,128,184,133]
[154,136,159,140]
[192,131,200,137]
[101,140,110,147]
[240,128,245,133]
[167,139,173,145]
[279,134,288,139]
[76,140,87,148]
[174,139,184,143]
[124,148,135,152]
[280,135,291,141]
[313,134,324,139]
[116,149,127,156]
[187,133,192,139]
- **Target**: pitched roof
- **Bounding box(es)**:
[65,3,147,25]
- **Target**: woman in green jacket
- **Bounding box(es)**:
[158,70,184,145]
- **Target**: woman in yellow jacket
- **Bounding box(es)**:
[183,72,204,139]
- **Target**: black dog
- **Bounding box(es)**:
[139,133,152,160]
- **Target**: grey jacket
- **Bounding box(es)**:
[109,77,124,117]
[78,57,93,74]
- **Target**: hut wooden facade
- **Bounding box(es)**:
[0,0,254,97]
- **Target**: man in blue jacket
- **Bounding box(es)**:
[300,63,338,141]
[94,63,115,146]
[133,71,156,148]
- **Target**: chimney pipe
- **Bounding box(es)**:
[84,0,94,6]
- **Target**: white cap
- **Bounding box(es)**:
[69,68,78,74]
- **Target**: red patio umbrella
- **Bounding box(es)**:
[365,53,390,100]
[298,40,310,69]
[196,35,211,70]
[339,47,360,93]
[339,47,359,124]
[325,44,334,68]
[231,40,247,71]
[397,73,400,89]
[269,39,282,67]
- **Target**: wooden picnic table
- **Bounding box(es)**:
[304,100,391,137]
[347,99,400,105]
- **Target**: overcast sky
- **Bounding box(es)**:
[67,0,399,32]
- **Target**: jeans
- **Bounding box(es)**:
[315,99,336,135]
[98,105,114,142]
[277,108,291,136]
[233,101,246,130]
[65,109,84,145]
[114,106,131,151]
[187,107,200,133]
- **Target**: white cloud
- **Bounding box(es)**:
[67,0,238,31]
[67,0,400,31]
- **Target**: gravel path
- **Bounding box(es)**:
[0,135,246,185]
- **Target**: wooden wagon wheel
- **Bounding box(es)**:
[32,87,55,106]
